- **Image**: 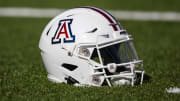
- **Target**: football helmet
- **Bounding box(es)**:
[39,6,144,86]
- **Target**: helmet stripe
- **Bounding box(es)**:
[79,7,119,31]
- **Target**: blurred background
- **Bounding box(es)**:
[0,0,180,11]
[0,0,180,100]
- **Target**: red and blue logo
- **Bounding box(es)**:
[52,19,75,44]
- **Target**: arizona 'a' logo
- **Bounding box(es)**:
[52,19,75,44]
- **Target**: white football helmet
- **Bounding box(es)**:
[39,6,144,86]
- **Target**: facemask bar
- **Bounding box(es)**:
[96,44,112,86]
[94,40,144,86]
[92,60,144,86]
[75,37,144,86]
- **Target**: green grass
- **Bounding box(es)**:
[0,0,180,11]
[0,17,180,100]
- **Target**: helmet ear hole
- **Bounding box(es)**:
[68,52,72,56]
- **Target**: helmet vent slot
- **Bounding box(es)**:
[67,14,74,17]
[46,27,52,35]
[65,76,79,84]
[120,30,127,35]
[87,28,98,33]
[62,63,78,71]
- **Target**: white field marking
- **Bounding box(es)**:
[0,7,180,21]
[166,87,180,94]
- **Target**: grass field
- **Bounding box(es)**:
[0,17,180,100]
[0,0,180,11]
[0,0,180,100]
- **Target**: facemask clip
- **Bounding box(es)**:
[107,63,117,73]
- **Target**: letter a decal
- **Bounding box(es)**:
[52,19,75,44]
